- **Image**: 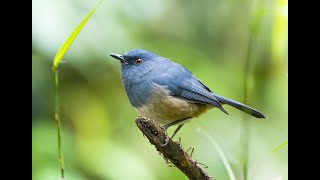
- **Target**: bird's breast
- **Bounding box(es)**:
[136,83,212,125]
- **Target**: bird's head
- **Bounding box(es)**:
[110,49,164,81]
[110,49,159,66]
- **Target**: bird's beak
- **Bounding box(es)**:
[110,53,126,64]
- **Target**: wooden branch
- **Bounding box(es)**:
[135,117,213,180]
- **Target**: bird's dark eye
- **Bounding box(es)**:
[135,58,143,64]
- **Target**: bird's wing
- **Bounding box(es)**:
[152,62,228,114]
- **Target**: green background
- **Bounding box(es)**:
[32,0,288,179]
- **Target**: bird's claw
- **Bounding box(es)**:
[161,135,170,146]
[160,126,170,146]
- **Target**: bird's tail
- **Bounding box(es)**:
[215,95,266,118]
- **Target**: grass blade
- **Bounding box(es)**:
[272,140,288,152]
[197,128,236,180]
[52,1,102,179]
[52,0,102,71]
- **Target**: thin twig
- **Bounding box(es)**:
[135,117,213,180]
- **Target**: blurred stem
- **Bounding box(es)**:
[242,5,263,180]
[199,128,236,180]
[53,69,65,179]
[242,31,253,180]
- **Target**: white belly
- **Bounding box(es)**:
[136,83,212,125]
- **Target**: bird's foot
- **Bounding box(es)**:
[160,129,170,146]
[159,125,170,146]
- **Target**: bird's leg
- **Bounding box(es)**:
[171,125,184,140]
[160,125,184,146]
[160,118,190,146]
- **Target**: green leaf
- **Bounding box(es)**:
[52,0,102,71]
[273,140,288,152]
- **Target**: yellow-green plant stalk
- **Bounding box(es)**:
[52,1,102,178]
[273,140,288,152]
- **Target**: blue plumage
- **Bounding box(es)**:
[110,49,266,138]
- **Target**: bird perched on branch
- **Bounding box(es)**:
[110,49,266,145]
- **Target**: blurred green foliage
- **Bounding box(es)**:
[32,0,288,179]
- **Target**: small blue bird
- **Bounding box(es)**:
[110,49,266,144]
